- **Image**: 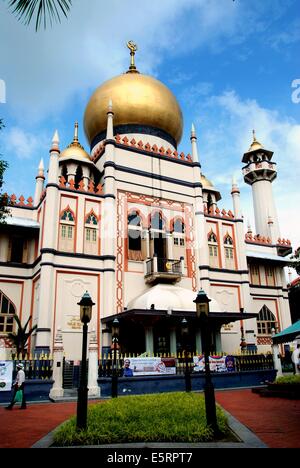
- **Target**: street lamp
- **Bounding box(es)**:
[111,317,120,398]
[193,289,219,435]
[76,291,95,431]
[181,318,192,392]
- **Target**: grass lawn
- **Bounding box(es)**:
[53,392,233,446]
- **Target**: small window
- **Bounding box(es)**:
[61,209,75,222]
[180,238,185,246]
[224,234,233,245]
[86,213,98,226]
[174,238,179,246]
[250,264,260,285]
[265,266,275,286]
[208,231,217,243]
[0,291,16,334]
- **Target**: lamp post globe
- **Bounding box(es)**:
[193,289,219,435]
[76,291,95,431]
[111,318,120,398]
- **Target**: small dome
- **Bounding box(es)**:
[248,130,263,152]
[60,122,91,163]
[127,284,222,312]
[201,174,214,189]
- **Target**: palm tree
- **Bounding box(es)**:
[8,315,37,356]
[7,0,72,31]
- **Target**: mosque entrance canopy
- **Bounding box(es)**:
[101,309,258,328]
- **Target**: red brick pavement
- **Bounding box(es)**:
[216,389,300,448]
[0,390,299,448]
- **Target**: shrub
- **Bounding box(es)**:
[53,392,230,446]
[275,375,300,385]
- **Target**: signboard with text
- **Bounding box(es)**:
[193,355,235,373]
[125,357,176,376]
[0,361,13,391]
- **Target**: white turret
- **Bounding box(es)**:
[34,158,45,206]
[106,99,114,140]
[242,131,280,241]
[231,176,241,218]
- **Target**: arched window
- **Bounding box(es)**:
[173,218,185,234]
[0,291,15,334]
[128,211,142,227]
[150,211,165,231]
[172,218,186,262]
[257,305,277,336]
[207,193,213,213]
[128,211,146,261]
[208,230,218,268]
[59,207,75,252]
[224,233,234,269]
[84,211,99,255]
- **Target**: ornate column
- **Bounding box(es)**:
[88,330,101,397]
[49,328,64,400]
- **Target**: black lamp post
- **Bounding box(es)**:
[193,289,219,435]
[111,317,120,398]
[181,318,192,392]
[76,291,95,431]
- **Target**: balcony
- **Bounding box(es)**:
[144,256,184,284]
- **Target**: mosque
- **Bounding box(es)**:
[0,43,293,360]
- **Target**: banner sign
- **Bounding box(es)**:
[193,355,235,373]
[0,361,14,391]
[125,357,176,376]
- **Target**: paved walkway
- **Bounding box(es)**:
[215,389,300,449]
[0,390,299,448]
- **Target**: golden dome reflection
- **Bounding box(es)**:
[84,72,183,147]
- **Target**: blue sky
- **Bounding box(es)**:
[0,0,299,255]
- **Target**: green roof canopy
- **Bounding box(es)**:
[272,320,300,344]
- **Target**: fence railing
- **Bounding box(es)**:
[9,355,53,380]
[98,352,274,378]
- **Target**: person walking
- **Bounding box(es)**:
[291,344,300,375]
[6,363,27,410]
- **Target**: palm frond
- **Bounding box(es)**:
[8,0,72,31]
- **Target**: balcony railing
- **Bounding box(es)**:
[144,256,184,284]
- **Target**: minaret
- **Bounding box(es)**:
[35,131,60,354]
[231,176,241,218]
[242,131,280,241]
[34,159,45,206]
[190,124,209,298]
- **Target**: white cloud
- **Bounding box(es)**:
[5,127,46,159]
[191,89,300,249]
[1,0,287,122]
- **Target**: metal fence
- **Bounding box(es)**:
[97,352,274,378]
[10,355,53,380]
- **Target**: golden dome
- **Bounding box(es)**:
[84,72,183,147]
[60,122,91,163]
[201,174,214,189]
[248,130,263,152]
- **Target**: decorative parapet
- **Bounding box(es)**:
[204,206,235,219]
[276,238,291,246]
[91,143,105,163]
[114,135,194,163]
[59,176,103,195]
[8,194,34,208]
[245,233,272,244]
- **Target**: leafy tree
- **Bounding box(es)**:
[7,315,37,355]
[7,0,72,31]
[0,119,10,224]
[291,247,300,276]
